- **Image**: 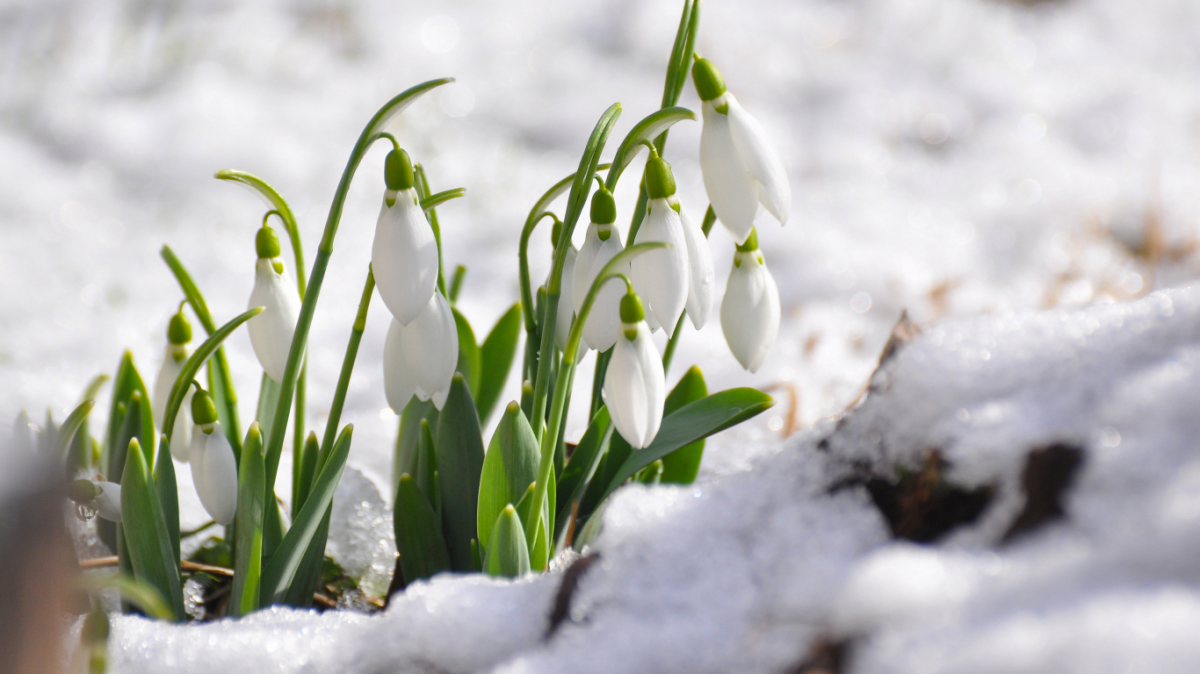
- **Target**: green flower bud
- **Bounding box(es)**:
[735,227,759,253]
[256,226,281,260]
[620,291,645,324]
[692,55,728,102]
[590,187,617,224]
[645,156,676,200]
[167,308,192,345]
[385,149,415,191]
[190,384,218,427]
[67,479,100,503]
[82,607,110,644]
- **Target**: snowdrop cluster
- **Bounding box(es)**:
[375,147,458,411]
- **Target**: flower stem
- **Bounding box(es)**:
[414,163,448,297]
[317,268,375,474]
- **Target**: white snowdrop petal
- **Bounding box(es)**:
[630,199,689,336]
[553,246,577,355]
[700,100,759,244]
[726,96,792,225]
[384,318,418,413]
[579,235,627,352]
[603,323,665,448]
[680,208,716,330]
[721,252,781,373]
[192,425,238,525]
[95,482,122,522]
[372,189,440,325]
[573,223,603,315]
[152,345,192,460]
[248,259,302,383]
[401,292,459,410]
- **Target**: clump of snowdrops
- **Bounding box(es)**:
[25,0,792,663]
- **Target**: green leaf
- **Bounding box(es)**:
[282,512,329,608]
[452,307,482,399]
[477,303,522,425]
[415,420,439,515]
[604,107,697,190]
[601,389,774,500]
[55,398,94,457]
[483,505,530,578]
[394,474,451,583]
[293,431,320,516]
[153,439,180,568]
[161,246,244,452]
[161,306,263,460]
[113,391,152,482]
[260,424,353,605]
[554,406,613,539]
[636,460,664,484]
[78,574,175,622]
[394,398,438,493]
[660,366,708,484]
[255,373,282,452]
[231,423,265,617]
[434,374,486,572]
[120,438,184,621]
[212,170,306,297]
[104,353,154,480]
[477,403,539,551]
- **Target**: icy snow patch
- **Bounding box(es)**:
[325,466,396,600]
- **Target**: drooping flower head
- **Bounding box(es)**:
[248,223,302,383]
[383,289,459,412]
[67,479,122,523]
[630,150,689,336]
[372,148,440,326]
[693,55,792,244]
[720,228,780,373]
[188,383,237,525]
[573,185,626,352]
[603,290,666,449]
[151,302,194,461]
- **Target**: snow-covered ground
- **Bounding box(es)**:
[4,0,1200,671]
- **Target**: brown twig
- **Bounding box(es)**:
[78,556,235,578]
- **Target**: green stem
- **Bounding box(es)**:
[530,104,622,440]
[414,164,448,297]
[317,268,375,474]
[524,243,666,545]
[262,78,453,497]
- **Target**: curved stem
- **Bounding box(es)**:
[524,243,665,546]
[318,268,375,474]
[262,77,453,497]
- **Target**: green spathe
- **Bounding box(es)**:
[477,402,540,551]
[484,505,531,578]
[645,155,677,200]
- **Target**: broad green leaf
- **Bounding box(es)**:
[477,303,522,425]
[435,375,486,572]
[104,352,154,479]
[255,373,282,452]
[260,425,353,604]
[161,246,244,452]
[161,306,263,464]
[483,505,530,578]
[153,438,180,568]
[394,398,438,493]
[120,438,184,621]
[478,403,539,551]
[660,366,708,484]
[513,478,552,570]
[601,388,774,499]
[554,407,612,539]
[114,391,152,481]
[394,474,451,583]
[577,431,631,528]
[231,423,265,617]
[281,511,328,608]
[66,374,108,474]
[452,307,482,399]
[636,460,664,484]
[604,107,697,190]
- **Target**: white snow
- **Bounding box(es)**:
[4,0,1200,671]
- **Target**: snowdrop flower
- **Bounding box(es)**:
[629,150,689,336]
[188,385,238,525]
[693,55,791,244]
[603,291,665,448]
[721,228,780,373]
[573,186,626,352]
[67,480,122,522]
[372,148,440,325]
[151,304,194,461]
[383,290,459,412]
[548,219,578,355]
[248,224,302,383]
[676,201,716,329]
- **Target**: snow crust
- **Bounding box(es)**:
[3,0,1200,671]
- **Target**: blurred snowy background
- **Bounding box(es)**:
[4,0,1200,671]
